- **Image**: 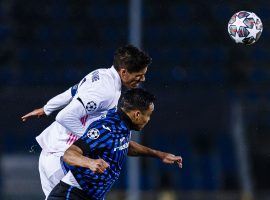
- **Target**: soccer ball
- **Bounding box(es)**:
[228,11,263,45]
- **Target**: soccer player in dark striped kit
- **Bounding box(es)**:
[48,88,182,200]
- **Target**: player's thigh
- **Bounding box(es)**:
[39,150,63,178]
[49,167,66,188]
[39,151,65,196]
[39,150,52,196]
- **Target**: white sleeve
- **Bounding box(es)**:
[55,99,87,136]
[55,88,113,136]
[43,84,78,115]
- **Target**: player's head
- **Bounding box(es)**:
[119,88,155,131]
[113,45,151,89]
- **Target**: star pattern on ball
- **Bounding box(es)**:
[228,11,263,45]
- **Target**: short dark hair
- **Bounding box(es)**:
[113,45,152,73]
[119,88,155,112]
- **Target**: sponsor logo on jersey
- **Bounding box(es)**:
[120,137,125,143]
[114,137,129,151]
[87,128,100,139]
[114,142,129,151]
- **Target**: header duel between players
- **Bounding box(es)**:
[21,45,183,199]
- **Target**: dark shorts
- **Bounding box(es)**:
[47,181,92,200]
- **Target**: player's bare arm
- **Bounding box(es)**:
[21,107,45,122]
[64,144,109,173]
[21,85,77,122]
[128,141,182,168]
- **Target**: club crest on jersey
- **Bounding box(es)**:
[87,128,100,139]
[86,101,97,112]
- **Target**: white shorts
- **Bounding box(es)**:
[39,150,67,198]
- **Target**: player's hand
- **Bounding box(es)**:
[89,159,110,173]
[161,153,182,168]
[21,108,46,122]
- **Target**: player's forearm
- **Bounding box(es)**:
[44,87,74,115]
[63,145,93,168]
[128,141,165,159]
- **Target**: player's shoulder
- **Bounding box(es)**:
[84,120,114,140]
[98,68,116,85]
[85,67,114,81]
[93,110,119,129]
[77,68,115,97]
[94,116,115,130]
[86,68,115,89]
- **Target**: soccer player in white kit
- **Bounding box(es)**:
[21,45,151,198]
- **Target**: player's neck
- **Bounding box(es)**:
[118,108,138,131]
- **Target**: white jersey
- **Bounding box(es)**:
[36,66,121,153]
[43,86,75,116]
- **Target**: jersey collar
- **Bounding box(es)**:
[109,66,121,91]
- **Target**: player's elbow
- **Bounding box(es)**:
[55,110,70,129]
[127,142,138,157]
[63,145,77,165]
[55,111,64,124]
[63,148,73,165]
[63,145,83,166]
[55,104,73,125]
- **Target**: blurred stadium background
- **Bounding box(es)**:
[1,0,270,199]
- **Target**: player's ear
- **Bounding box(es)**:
[119,68,127,78]
[134,111,140,121]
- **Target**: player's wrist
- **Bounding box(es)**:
[43,106,51,116]
[155,151,167,160]
[86,157,96,169]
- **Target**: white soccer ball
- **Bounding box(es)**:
[228,11,263,45]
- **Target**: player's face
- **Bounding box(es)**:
[133,103,154,131]
[120,67,148,89]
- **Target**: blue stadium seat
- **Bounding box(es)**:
[35,26,52,42]
[253,48,269,62]
[0,25,10,41]
[0,67,11,84]
[210,47,227,63]
[169,4,191,23]
[49,1,69,21]
[186,26,207,45]
[211,3,232,21]
[217,134,237,175]
[250,68,269,83]
[17,48,35,63]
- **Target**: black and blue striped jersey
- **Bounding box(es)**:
[69,108,133,200]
